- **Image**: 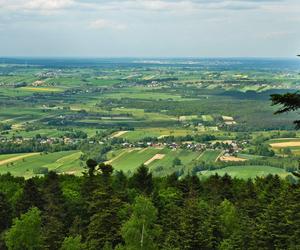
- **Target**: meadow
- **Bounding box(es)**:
[106,147,223,176]
[200,165,291,179]
[0,151,83,178]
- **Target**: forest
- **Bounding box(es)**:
[0,162,299,250]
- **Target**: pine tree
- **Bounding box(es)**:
[238,179,259,218]
[286,185,300,248]
[129,165,153,195]
[0,192,12,233]
[180,199,213,250]
[113,170,128,191]
[15,179,44,216]
[80,160,102,236]
[178,174,203,198]
[153,187,183,249]
[41,171,67,250]
[255,192,290,250]
[87,163,122,249]
[160,202,182,249]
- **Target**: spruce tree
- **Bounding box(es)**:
[129,165,153,195]
[41,171,67,250]
[87,163,122,249]
[180,199,212,250]
[255,193,290,249]
[0,192,12,233]
[15,179,44,216]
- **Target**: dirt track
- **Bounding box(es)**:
[219,155,247,162]
[270,141,300,148]
[111,131,128,138]
[144,154,165,165]
[0,153,40,166]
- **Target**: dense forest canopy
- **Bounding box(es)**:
[0,163,299,250]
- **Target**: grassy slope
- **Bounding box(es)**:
[108,147,206,174]
[200,165,290,179]
[199,150,222,162]
[0,151,83,178]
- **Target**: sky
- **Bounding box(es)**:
[0,0,299,57]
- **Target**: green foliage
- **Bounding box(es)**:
[254,144,275,157]
[0,161,299,250]
[172,157,182,166]
[60,235,85,250]
[180,199,214,250]
[0,192,12,233]
[218,199,240,238]
[87,164,122,249]
[120,196,160,250]
[15,179,44,216]
[129,165,153,195]
[41,172,67,250]
[5,207,43,250]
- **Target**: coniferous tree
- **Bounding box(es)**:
[60,235,86,250]
[41,171,67,250]
[0,192,12,233]
[180,199,213,250]
[178,174,203,198]
[129,165,153,195]
[255,193,290,250]
[271,92,300,128]
[220,174,234,200]
[238,179,259,218]
[218,199,240,239]
[286,185,300,248]
[160,200,182,249]
[87,164,122,249]
[113,170,128,191]
[15,179,44,216]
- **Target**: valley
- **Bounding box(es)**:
[1,58,300,179]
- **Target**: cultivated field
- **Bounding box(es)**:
[200,165,290,179]
[0,151,83,178]
[106,147,205,174]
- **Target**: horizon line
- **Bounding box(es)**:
[0,56,299,60]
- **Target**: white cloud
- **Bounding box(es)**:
[0,0,77,13]
[88,19,127,30]
[0,0,289,13]
[24,0,74,11]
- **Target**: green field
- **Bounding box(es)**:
[200,165,290,179]
[120,128,193,141]
[198,150,222,162]
[0,151,83,178]
[106,147,203,175]
[202,115,214,122]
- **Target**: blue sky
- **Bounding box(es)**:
[0,0,299,57]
